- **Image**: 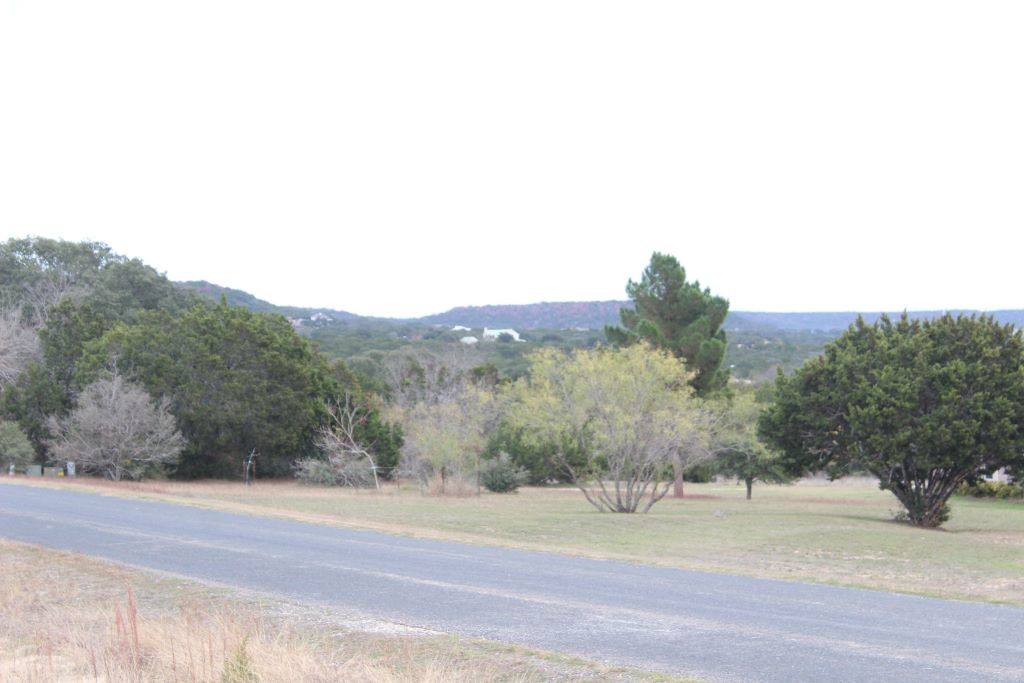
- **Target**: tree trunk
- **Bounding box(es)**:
[889,480,955,528]
[672,455,684,498]
[745,477,753,500]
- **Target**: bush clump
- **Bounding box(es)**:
[956,480,1024,500]
[683,461,716,483]
[0,420,35,473]
[479,453,529,493]
[292,456,377,487]
[293,458,340,486]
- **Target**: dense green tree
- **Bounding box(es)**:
[81,302,336,478]
[759,314,1024,527]
[484,422,584,485]
[0,237,118,323]
[82,258,193,323]
[0,237,191,326]
[2,299,150,454]
[0,239,192,456]
[606,252,729,397]
[0,363,67,456]
[39,301,110,397]
[0,420,34,472]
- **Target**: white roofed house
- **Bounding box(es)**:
[482,328,524,342]
[986,468,1012,483]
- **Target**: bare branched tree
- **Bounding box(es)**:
[47,372,185,481]
[381,347,478,408]
[21,271,79,326]
[312,393,381,489]
[0,306,41,389]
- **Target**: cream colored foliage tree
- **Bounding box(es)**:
[394,384,495,494]
[384,349,497,495]
[507,345,703,513]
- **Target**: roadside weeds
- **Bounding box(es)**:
[0,538,687,682]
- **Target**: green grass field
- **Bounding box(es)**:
[6,477,1023,606]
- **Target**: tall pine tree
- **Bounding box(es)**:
[606,252,729,397]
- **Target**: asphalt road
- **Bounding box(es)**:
[1,482,1022,682]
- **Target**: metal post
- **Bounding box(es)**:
[243,449,258,485]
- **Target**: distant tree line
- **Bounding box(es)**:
[0,238,400,480]
[3,239,1020,530]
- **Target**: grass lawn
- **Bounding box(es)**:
[5,476,1023,606]
[0,538,679,682]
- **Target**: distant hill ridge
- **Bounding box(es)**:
[177,281,361,321]
[419,301,629,330]
[419,303,1024,332]
[177,281,1024,332]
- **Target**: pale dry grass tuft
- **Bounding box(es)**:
[0,539,660,682]
[425,474,480,498]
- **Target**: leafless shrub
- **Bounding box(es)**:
[295,394,381,488]
[47,372,185,480]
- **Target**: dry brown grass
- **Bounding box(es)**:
[424,474,480,497]
[0,539,676,682]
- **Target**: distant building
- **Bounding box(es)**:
[986,468,1012,483]
[482,328,524,342]
[460,336,479,345]
[451,325,471,332]
[310,312,333,322]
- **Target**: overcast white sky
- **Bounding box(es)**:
[1,1,1022,318]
